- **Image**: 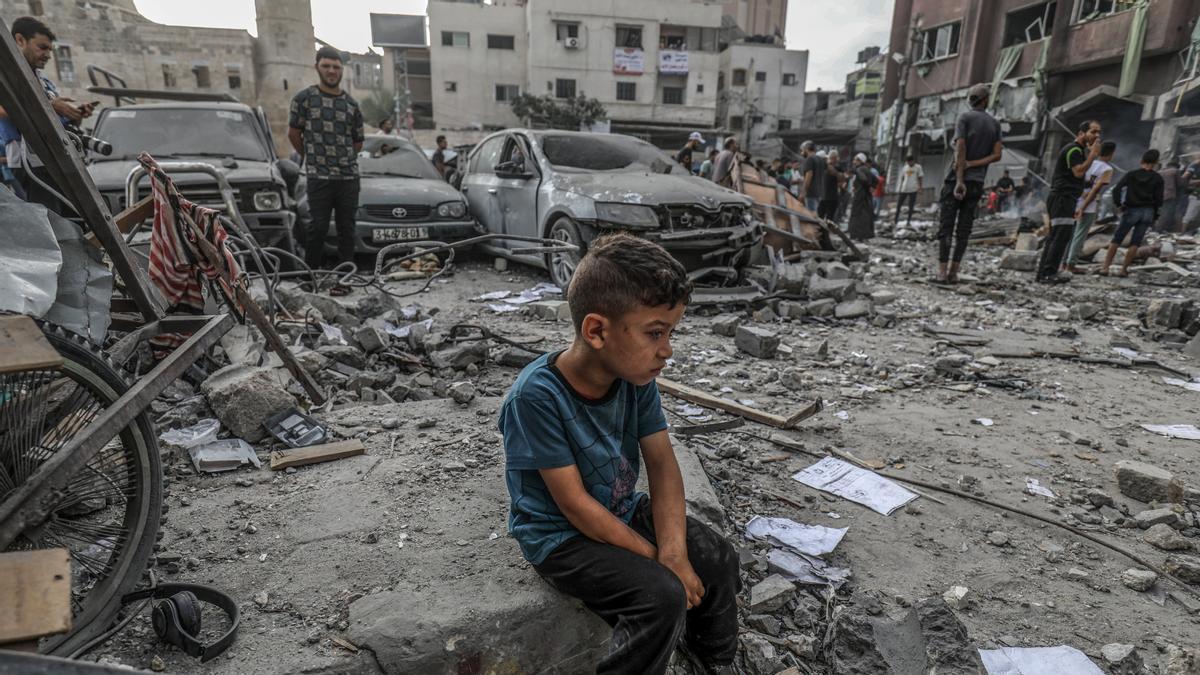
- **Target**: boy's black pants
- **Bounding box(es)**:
[304,176,360,270]
[533,498,740,675]
[937,180,983,263]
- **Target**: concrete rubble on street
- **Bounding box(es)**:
[80,213,1200,675]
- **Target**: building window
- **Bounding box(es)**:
[616,81,637,101]
[696,83,704,93]
[555,22,579,41]
[751,114,764,124]
[782,73,796,86]
[732,69,747,86]
[495,84,519,102]
[685,26,719,52]
[1075,0,1129,22]
[777,119,792,131]
[729,115,744,131]
[226,64,242,90]
[441,31,470,47]
[863,116,873,125]
[487,34,515,50]
[1003,1,1056,46]
[555,78,576,99]
[445,81,458,92]
[917,22,961,62]
[616,25,643,49]
[54,45,74,84]
[28,0,43,14]
[755,71,767,83]
[192,64,211,89]
[162,63,177,88]
[663,86,684,105]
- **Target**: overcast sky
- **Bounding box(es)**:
[133,0,892,91]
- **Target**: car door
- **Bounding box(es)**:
[494,133,541,249]
[460,135,506,238]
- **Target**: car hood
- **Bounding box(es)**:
[357,176,464,205]
[87,157,281,191]
[550,171,751,209]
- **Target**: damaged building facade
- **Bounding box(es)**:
[789,46,885,158]
[880,0,1200,197]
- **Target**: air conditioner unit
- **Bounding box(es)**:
[564,37,580,49]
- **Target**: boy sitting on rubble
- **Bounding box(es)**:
[499,233,740,674]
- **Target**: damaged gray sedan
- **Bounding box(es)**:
[459,129,761,289]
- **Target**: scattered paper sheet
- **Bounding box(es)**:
[487,303,521,313]
[320,322,347,345]
[973,418,995,426]
[767,549,852,587]
[1162,377,1200,393]
[1024,478,1056,499]
[1112,347,1140,360]
[792,457,918,515]
[385,318,434,339]
[979,646,1103,675]
[745,516,848,556]
[477,290,511,301]
[188,439,262,473]
[1141,424,1200,441]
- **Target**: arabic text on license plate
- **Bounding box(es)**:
[372,227,428,243]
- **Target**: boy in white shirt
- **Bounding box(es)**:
[1064,141,1115,273]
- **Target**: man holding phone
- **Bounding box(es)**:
[0,16,96,209]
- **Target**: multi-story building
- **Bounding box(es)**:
[880,0,1200,188]
[370,13,435,129]
[4,0,317,156]
[792,47,885,157]
[421,0,728,146]
[720,0,789,39]
[715,38,808,155]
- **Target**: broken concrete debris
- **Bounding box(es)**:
[200,365,296,443]
[1114,460,1185,503]
[735,325,780,359]
[748,574,796,613]
[1120,568,1159,592]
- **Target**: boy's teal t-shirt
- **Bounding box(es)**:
[499,351,668,565]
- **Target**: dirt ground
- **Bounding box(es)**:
[91,219,1200,674]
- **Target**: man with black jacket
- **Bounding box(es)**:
[1099,149,1165,277]
[1037,120,1102,284]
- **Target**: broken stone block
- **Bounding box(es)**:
[529,300,571,322]
[1114,460,1184,503]
[943,585,969,609]
[448,382,476,404]
[1101,643,1142,674]
[872,309,897,328]
[353,290,401,321]
[829,598,983,674]
[317,345,367,370]
[1121,568,1158,592]
[751,305,777,323]
[870,289,898,305]
[735,325,780,359]
[834,299,872,320]
[354,325,390,353]
[1144,524,1192,551]
[739,633,781,674]
[807,274,857,302]
[749,574,795,613]
[1164,556,1200,584]
[777,301,806,319]
[497,348,540,368]
[1184,333,1200,359]
[806,298,836,317]
[818,261,852,280]
[1065,567,1091,582]
[1135,508,1182,529]
[998,250,1038,272]
[711,314,741,337]
[292,348,330,375]
[1070,302,1101,321]
[775,264,810,294]
[1147,298,1187,329]
[429,342,489,371]
[200,365,295,443]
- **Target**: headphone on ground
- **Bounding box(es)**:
[121,582,240,663]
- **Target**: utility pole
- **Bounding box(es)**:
[883,14,920,191]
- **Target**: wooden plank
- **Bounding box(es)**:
[85,197,153,249]
[0,549,72,643]
[0,315,63,374]
[270,439,365,471]
[657,378,822,430]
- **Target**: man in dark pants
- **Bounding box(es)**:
[1037,120,1102,284]
[936,84,1003,283]
[288,46,364,295]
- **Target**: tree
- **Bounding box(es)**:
[510,93,607,130]
[359,89,395,130]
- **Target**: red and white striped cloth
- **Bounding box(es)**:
[138,152,242,355]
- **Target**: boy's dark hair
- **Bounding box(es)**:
[1077,119,1098,135]
[436,134,446,144]
[315,46,343,64]
[1100,141,1116,157]
[377,117,391,127]
[567,233,692,332]
[12,16,55,41]
[1143,149,1160,165]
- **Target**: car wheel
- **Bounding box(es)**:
[545,216,584,290]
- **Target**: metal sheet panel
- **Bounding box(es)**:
[0,186,61,317]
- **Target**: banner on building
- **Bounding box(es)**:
[659,49,688,74]
[613,48,645,75]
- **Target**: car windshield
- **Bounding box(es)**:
[539,133,676,173]
[92,107,270,162]
[359,140,442,179]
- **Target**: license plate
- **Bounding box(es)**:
[372,227,429,243]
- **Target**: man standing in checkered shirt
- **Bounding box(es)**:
[288,46,364,294]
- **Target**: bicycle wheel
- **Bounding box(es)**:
[0,320,162,656]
